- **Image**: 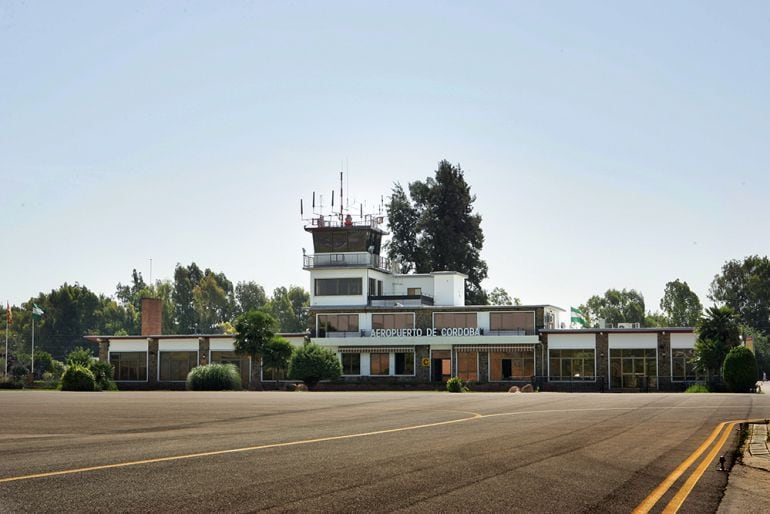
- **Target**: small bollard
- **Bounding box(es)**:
[718,455,726,471]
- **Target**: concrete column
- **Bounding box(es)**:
[478,351,489,383]
[147,338,159,385]
[98,339,110,362]
[415,345,431,382]
[596,332,609,391]
[198,337,210,366]
[657,332,672,391]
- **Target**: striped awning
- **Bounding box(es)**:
[455,345,535,352]
[337,346,415,353]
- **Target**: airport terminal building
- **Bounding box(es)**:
[87,213,698,391]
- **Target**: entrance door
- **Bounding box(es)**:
[431,350,451,382]
[501,359,512,379]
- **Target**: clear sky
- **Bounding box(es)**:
[1,1,768,317]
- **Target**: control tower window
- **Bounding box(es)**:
[315,278,363,296]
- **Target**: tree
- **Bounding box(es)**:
[693,306,741,381]
[692,338,723,381]
[235,281,267,313]
[722,346,758,393]
[262,336,294,387]
[385,183,424,273]
[386,160,489,305]
[709,255,770,333]
[233,310,277,389]
[488,287,520,306]
[288,343,341,388]
[644,311,668,328]
[581,289,645,326]
[264,286,309,332]
[173,263,204,333]
[660,279,702,327]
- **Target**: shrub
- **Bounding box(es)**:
[186,363,242,391]
[33,350,55,377]
[0,377,24,389]
[446,377,469,393]
[61,364,96,391]
[90,360,118,391]
[723,346,758,393]
[49,359,65,379]
[685,384,710,393]
[10,364,28,380]
[66,347,94,367]
[288,344,341,388]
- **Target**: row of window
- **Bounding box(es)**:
[109,351,282,382]
[341,352,414,376]
[109,348,701,383]
[316,311,536,335]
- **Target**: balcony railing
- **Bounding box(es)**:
[485,329,536,336]
[303,252,392,272]
[368,294,434,307]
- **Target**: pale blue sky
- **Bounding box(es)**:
[1,1,768,317]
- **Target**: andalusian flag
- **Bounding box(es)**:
[32,304,44,318]
[570,307,586,327]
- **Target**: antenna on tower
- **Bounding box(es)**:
[300,198,303,216]
[339,171,344,221]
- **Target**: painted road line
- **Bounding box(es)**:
[661,422,736,514]
[0,411,482,484]
[631,422,728,514]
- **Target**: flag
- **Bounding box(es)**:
[6,302,10,326]
[570,307,586,327]
[32,304,44,318]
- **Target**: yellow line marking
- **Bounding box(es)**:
[635,418,765,514]
[661,422,736,514]
[631,422,728,514]
[0,412,482,484]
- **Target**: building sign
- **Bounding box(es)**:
[370,328,481,338]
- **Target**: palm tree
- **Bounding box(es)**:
[693,306,740,381]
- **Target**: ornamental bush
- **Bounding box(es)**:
[446,377,469,393]
[722,346,758,393]
[61,364,96,391]
[288,344,341,388]
[90,360,118,391]
[186,363,242,391]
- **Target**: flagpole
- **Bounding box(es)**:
[31,317,35,375]
[4,313,8,377]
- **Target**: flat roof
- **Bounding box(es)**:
[541,327,695,334]
[309,304,565,312]
[84,332,307,342]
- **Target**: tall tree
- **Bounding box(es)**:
[385,183,424,273]
[264,286,310,332]
[488,287,520,306]
[581,288,645,326]
[235,281,267,313]
[386,160,488,304]
[233,310,277,389]
[709,255,770,333]
[173,263,204,333]
[660,279,702,327]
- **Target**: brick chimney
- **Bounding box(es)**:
[141,297,163,336]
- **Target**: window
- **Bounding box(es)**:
[395,352,414,375]
[211,351,250,384]
[434,312,477,329]
[407,287,422,296]
[341,353,361,375]
[490,312,535,334]
[317,314,359,337]
[671,349,699,382]
[456,352,478,381]
[369,278,377,296]
[370,353,390,375]
[609,349,656,388]
[315,278,362,296]
[159,351,198,381]
[490,351,535,380]
[109,352,147,381]
[372,313,414,330]
[549,349,595,381]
